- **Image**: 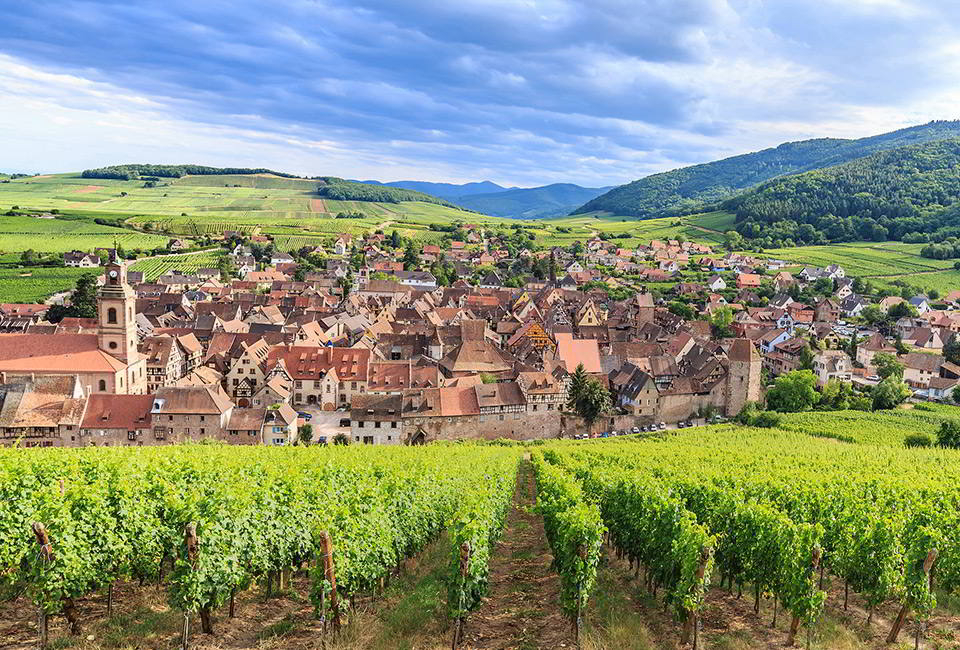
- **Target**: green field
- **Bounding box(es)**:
[0,173,488,238]
[0,214,170,254]
[0,266,93,303]
[130,251,224,281]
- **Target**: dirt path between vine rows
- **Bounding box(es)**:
[460,461,575,650]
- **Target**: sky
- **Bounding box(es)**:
[1,0,959,187]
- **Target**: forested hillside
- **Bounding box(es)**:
[575,120,960,218]
[81,164,298,180]
[454,183,611,218]
[727,138,960,248]
[315,177,461,207]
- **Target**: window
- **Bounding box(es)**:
[391,422,397,429]
[351,382,357,389]
[358,421,364,428]
[200,416,205,422]
[98,379,106,391]
[107,307,117,324]
[200,428,205,434]
[375,421,381,429]
[109,341,118,350]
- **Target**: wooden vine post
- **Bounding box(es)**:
[181,522,212,650]
[574,543,588,643]
[887,548,938,645]
[32,521,81,649]
[681,546,712,649]
[787,545,821,647]
[451,541,471,650]
[318,530,341,631]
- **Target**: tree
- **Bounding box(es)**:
[572,379,611,428]
[218,256,235,282]
[888,302,918,320]
[872,352,904,380]
[820,379,853,410]
[390,229,401,248]
[402,243,420,270]
[799,344,815,371]
[936,420,960,449]
[44,273,99,323]
[945,335,960,366]
[20,249,37,265]
[709,306,734,339]
[766,370,820,412]
[298,424,313,445]
[566,363,589,411]
[952,384,960,405]
[724,230,745,251]
[871,376,911,410]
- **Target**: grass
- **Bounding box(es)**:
[581,555,657,650]
[258,613,301,640]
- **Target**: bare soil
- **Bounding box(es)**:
[460,461,576,650]
[72,185,105,194]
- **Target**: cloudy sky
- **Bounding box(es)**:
[1,0,959,186]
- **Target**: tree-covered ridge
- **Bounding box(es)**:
[81,164,299,180]
[727,137,960,248]
[316,177,462,207]
[574,120,960,218]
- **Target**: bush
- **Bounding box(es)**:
[905,432,934,448]
[752,411,782,428]
[937,420,960,449]
[849,395,873,411]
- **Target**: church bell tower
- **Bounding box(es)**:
[98,261,140,363]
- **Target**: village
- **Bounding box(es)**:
[1,224,956,448]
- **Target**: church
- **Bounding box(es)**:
[0,261,147,394]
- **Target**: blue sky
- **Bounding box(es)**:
[1,0,959,186]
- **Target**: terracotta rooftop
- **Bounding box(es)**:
[0,334,127,373]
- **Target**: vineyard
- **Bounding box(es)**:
[130,251,224,281]
[4,426,960,649]
[0,267,93,303]
[1,443,519,649]
[777,405,960,446]
[0,215,169,254]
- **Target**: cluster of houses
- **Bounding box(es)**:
[2,229,958,448]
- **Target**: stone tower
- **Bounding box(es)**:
[725,338,762,417]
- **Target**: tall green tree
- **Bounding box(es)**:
[766,370,820,412]
[573,380,611,428]
[872,352,904,380]
[566,363,589,411]
[871,376,911,410]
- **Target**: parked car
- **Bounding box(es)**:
[631,426,640,434]
[297,411,312,421]
[659,422,666,430]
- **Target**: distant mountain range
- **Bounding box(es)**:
[575,120,960,218]
[357,179,513,198]
[358,179,610,218]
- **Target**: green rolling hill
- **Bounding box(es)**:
[575,120,960,218]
